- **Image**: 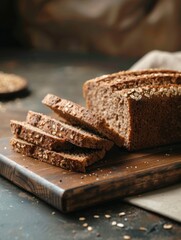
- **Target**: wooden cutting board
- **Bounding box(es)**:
[0,137,181,212]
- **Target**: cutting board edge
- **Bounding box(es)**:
[0,154,66,212]
[62,163,181,212]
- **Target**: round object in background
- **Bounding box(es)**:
[0,72,28,99]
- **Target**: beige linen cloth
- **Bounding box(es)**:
[126,50,181,223]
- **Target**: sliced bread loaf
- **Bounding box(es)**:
[26,111,113,150]
[10,120,72,151]
[10,137,106,172]
[42,94,123,146]
[83,69,181,150]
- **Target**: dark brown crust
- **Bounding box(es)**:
[83,69,181,90]
[83,70,181,100]
[10,120,72,151]
[83,69,181,150]
[127,93,181,150]
[42,94,123,147]
[10,137,106,172]
[26,111,113,150]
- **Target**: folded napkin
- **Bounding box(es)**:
[126,184,181,222]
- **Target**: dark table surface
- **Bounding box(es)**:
[0,51,180,240]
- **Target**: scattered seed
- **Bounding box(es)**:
[87,226,93,231]
[111,221,117,226]
[51,211,55,215]
[117,223,124,228]
[163,224,173,230]
[123,235,131,240]
[82,223,88,228]
[96,232,101,237]
[119,212,126,217]
[105,214,111,219]
[94,215,100,219]
[124,218,128,221]
[139,227,147,231]
[81,176,84,179]
[79,217,86,221]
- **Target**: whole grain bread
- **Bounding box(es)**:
[10,120,72,151]
[10,137,106,172]
[26,111,113,150]
[42,94,123,146]
[83,69,181,150]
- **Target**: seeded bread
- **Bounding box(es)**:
[42,94,123,146]
[26,111,113,150]
[83,69,181,150]
[10,120,72,151]
[10,137,106,172]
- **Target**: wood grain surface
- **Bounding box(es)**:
[0,137,181,212]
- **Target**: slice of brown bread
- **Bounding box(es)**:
[10,120,72,151]
[10,137,106,172]
[26,111,113,150]
[42,94,123,147]
[83,69,181,150]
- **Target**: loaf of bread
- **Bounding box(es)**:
[11,137,106,172]
[26,111,113,150]
[42,94,123,146]
[83,69,181,150]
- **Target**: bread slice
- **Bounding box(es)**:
[42,94,123,146]
[26,111,113,150]
[83,69,181,150]
[10,120,72,151]
[10,137,106,172]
